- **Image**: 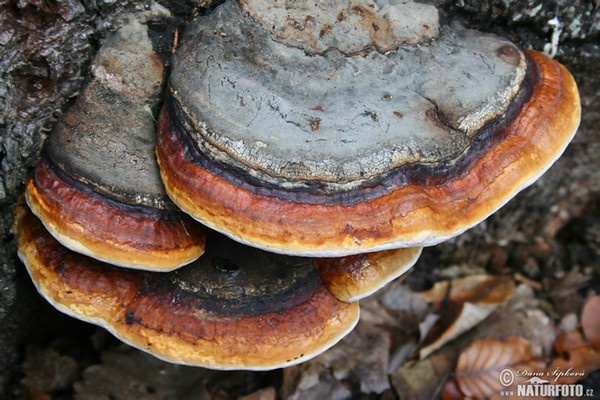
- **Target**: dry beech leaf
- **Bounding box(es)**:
[417,275,515,359]
[420,274,515,306]
[420,275,494,304]
[554,330,590,357]
[419,302,498,359]
[452,337,534,399]
[581,295,600,349]
[545,295,600,386]
[547,346,600,385]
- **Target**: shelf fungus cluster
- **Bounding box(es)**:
[24,20,206,272]
[16,0,580,370]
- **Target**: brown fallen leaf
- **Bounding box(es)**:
[418,275,516,359]
[546,346,600,385]
[420,274,515,306]
[545,270,591,317]
[72,344,261,400]
[419,302,498,359]
[544,294,600,385]
[554,330,590,358]
[451,337,546,399]
[441,378,463,400]
[238,386,277,400]
[581,295,600,350]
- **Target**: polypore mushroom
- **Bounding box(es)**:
[157,0,580,257]
[25,20,205,271]
[15,203,359,370]
[16,15,422,370]
[316,247,422,303]
[15,0,583,372]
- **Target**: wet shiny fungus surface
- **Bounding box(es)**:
[16,204,359,370]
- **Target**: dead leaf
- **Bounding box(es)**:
[547,346,600,384]
[546,271,590,316]
[452,337,540,399]
[554,330,590,357]
[545,295,600,386]
[581,295,600,349]
[420,275,515,306]
[281,364,352,400]
[419,302,499,359]
[473,284,556,359]
[73,345,239,400]
[417,275,516,359]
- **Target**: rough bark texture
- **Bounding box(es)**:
[0,0,598,398]
[0,0,205,394]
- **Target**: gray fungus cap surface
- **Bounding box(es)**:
[47,21,170,209]
[26,19,206,271]
[170,0,526,191]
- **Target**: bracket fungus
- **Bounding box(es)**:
[15,15,417,370]
[158,0,581,257]
[316,247,422,303]
[15,0,582,372]
[24,20,206,271]
[15,203,359,370]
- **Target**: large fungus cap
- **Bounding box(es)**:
[26,20,205,271]
[15,203,359,370]
[158,0,580,256]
